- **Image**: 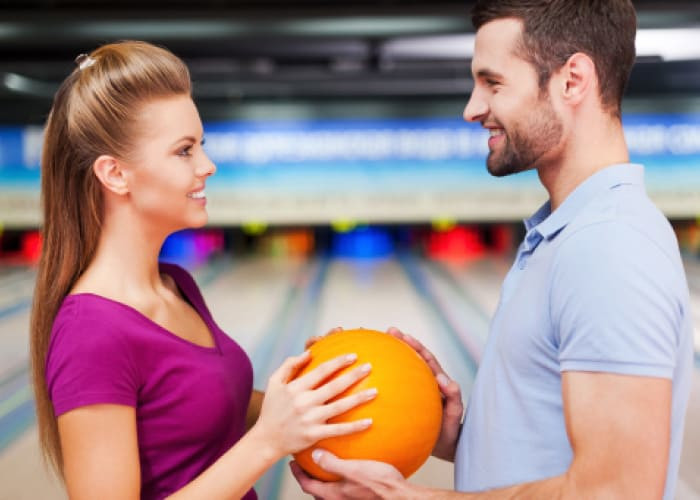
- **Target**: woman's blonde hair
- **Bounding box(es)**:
[30,40,191,477]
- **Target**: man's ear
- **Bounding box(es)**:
[92,155,129,195]
[557,52,596,107]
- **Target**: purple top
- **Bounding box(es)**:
[46,263,257,500]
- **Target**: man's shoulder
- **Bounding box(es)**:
[556,185,679,268]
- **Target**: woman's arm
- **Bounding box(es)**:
[59,405,141,500]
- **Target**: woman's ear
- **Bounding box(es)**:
[92,155,129,195]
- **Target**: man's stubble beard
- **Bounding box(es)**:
[487,95,564,178]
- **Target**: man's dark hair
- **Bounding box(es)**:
[472,0,637,117]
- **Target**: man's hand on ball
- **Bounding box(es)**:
[290,450,414,500]
[305,326,344,349]
[386,327,464,462]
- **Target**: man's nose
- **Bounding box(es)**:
[463,89,488,123]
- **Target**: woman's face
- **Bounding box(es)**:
[123,94,216,233]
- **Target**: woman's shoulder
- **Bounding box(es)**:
[50,293,144,354]
[47,295,141,384]
[56,292,136,325]
[47,296,141,415]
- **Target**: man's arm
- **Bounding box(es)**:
[294,370,671,500]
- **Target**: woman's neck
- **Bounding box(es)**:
[71,208,172,300]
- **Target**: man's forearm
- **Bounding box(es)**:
[406,473,568,500]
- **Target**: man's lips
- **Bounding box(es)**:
[487,128,505,149]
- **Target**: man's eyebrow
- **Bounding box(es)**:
[475,68,505,81]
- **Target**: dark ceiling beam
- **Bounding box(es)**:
[0,0,699,124]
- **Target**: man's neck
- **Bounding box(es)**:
[538,118,629,211]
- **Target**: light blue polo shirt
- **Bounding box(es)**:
[454,164,693,500]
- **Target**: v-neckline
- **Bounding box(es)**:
[67,265,220,354]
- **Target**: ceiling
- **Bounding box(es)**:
[1,0,700,124]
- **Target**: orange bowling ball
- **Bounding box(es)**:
[292,328,443,481]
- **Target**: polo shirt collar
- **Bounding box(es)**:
[524,163,645,240]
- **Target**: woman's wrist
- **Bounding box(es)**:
[245,422,285,465]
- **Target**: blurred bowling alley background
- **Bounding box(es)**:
[1,1,700,498]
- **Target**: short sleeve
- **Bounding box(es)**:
[46,299,140,416]
[551,221,683,379]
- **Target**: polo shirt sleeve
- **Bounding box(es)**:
[46,301,140,416]
[551,221,683,379]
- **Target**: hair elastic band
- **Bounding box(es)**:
[75,53,97,70]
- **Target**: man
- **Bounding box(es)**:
[291,1,694,499]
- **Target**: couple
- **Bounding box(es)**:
[30,1,693,499]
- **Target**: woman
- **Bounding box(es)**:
[29,40,376,500]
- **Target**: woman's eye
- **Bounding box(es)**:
[178,146,193,157]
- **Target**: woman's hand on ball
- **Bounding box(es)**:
[254,351,376,458]
[386,327,464,462]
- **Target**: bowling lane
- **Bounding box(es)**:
[198,255,312,355]
[682,256,700,353]
[0,267,35,381]
[679,257,700,498]
[431,256,510,315]
[0,268,66,500]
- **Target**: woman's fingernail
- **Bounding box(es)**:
[345,353,358,363]
[364,388,378,398]
[361,418,373,427]
[312,449,324,463]
[359,362,372,373]
[436,373,450,387]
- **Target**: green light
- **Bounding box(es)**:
[331,220,357,233]
[432,218,456,232]
[242,221,268,236]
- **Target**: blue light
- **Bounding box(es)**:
[332,226,394,259]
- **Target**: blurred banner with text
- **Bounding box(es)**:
[1,114,699,226]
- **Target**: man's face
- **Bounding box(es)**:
[464,18,563,177]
